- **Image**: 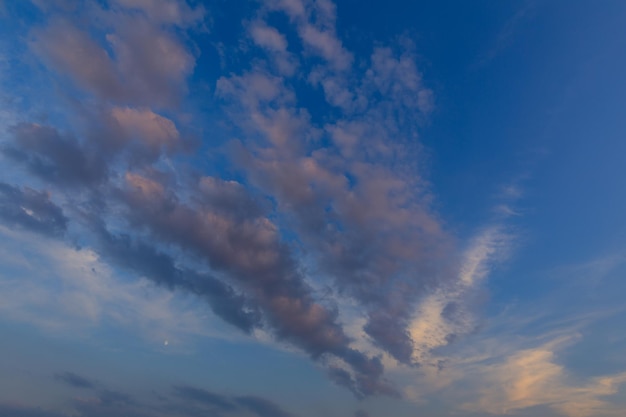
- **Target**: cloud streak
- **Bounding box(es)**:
[463,336,626,417]
[53,372,96,390]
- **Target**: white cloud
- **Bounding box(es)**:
[462,336,626,417]
[409,224,511,364]
[397,245,626,414]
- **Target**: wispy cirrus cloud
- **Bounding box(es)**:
[397,240,626,415]
[462,336,626,417]
[408,223,512,366]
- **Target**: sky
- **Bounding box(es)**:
[1,1,626,416]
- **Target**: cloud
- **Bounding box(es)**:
[89,221,262,333]
[2,3,626,417]
[261,0,351,70]
[472,1,536,69]
[234,396,294,417]
[29,20,122,101]
[0,384,300,417]
[97,390,134,406]
[30,5,197,109]
[103,17,195,108]
[367,46,434,114]
[8,0,443,398]
[248,22,297,76]
[119,171,396,396]
[217,1,445,371]
[250,23,288,52]
[109,107,180,149]
[298,24,352,70]
[394,243,626,414]
[0,182,67,236]
[172,386,296,417]
[68,391,159,417]
[28,0,77,13]
[0,400,157,417]
[173,386,236,411]
[408,184,518,366]
[53,372,95,390]
[3,110,188,188]
[4,123,107,186]
[4,2,398,395]
[0,404,66,417]
[1,0,526,403]
[462,337,626,417]
[382,186,526,407]
[111,0,205,27]
[0,225,218,345]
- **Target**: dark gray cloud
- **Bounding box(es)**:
[119,172,395,396]
[71,402,157,417]
[234,396,293,417]
[4,123,107,186]
[2,118,395,394]
[53,372,95,389]
[0,402,159,417]
[0,404,66,417]
[88,219,262,333]
[332,348,398,398]
[173,386,236,411]
[0,182,67,236]
[4,112,186,189]
[364,310,414,364]
[121,172,348,355]
[354,411,370,417]
[98,390,134,407]
[0,385,300,417]
[172,386,295,417]
[5,7,403,400]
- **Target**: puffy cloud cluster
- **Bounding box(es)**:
[1,0,459,401]
[218,0,448,378]
[29,0,199,109]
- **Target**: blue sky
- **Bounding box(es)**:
[1,1,626,416]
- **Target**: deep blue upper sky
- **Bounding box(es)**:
[1,1,626,417]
